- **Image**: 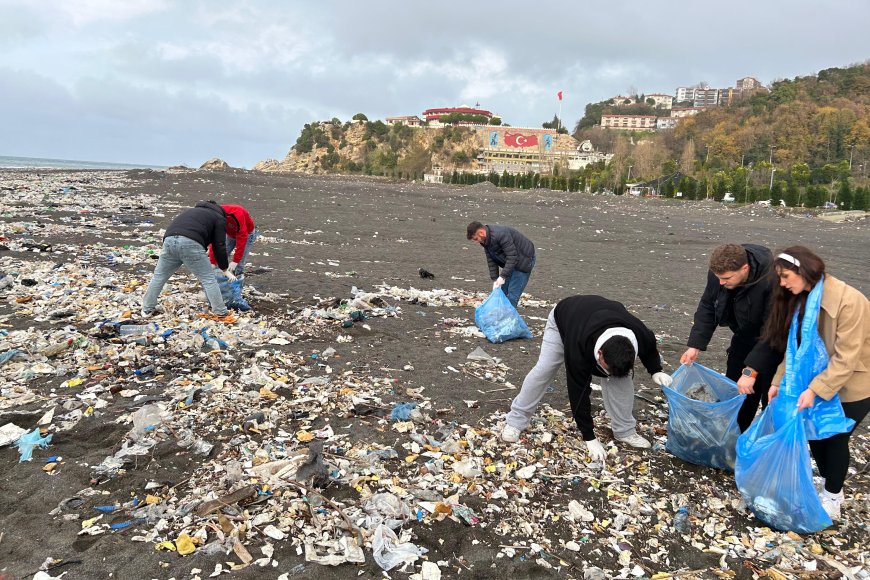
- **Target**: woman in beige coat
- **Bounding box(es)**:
[762,246,870,520]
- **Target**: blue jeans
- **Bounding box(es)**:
[142,235,227,315]
[502,256,535,307]
[224,230,258,276]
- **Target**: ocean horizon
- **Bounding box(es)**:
[0,155,167,170]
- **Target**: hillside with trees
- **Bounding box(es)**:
[573,63,870,209]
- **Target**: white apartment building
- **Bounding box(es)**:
[600,114,657,130]
[647,93,674,109]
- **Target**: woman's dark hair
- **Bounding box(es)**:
[761,246,826,351]
[600,336,635,378]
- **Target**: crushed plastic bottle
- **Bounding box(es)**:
[119,323,159,336]
[673,506,690,534]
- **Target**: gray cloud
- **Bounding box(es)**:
[2,0,868,167]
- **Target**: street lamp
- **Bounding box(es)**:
[769,144,777,165]
[769,167,776,193]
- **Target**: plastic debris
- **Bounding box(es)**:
[15,428,53,462]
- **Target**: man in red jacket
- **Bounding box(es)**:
[209,204,257,276]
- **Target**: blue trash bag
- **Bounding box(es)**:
[215,271,251,311]
[735,277,854,532]
[663,364,745,470]
[474,289,532,343]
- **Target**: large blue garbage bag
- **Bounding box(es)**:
[736,277,854,532]
[663,364,745,470]
[215,271,251,311]
[474,289,532,343]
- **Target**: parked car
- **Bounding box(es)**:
[823,201,837,209]
[756,200,771,207]
[722,192,735,203]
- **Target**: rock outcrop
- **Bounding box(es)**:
[199,158,231,171]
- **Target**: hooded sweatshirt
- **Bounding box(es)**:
[164,201,229,271]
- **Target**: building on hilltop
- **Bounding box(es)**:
[608,95,637,106]
[600,114,657,131]
[646,93,674,109]
[675,86,698,103]
[471,128,612,175]
[423,106,493,125]
[385,115,424,127]
[670,107,704,118]
[656,118,677,130]
[736,76,762,91]
[693,88,720,108]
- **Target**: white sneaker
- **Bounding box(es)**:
[616,432,651,449]
[820,489,844,521]
[140,309,154,318]
[501,424,521,443]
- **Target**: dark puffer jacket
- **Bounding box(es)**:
[686,244,780,373]
[482,224,535,280]
[164,201,229,271]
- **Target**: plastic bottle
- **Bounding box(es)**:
[119,323,159,336]
[133,364,154,376]
[673,506,690,534]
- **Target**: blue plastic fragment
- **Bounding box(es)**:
[16,429,53,462]
[110,518,146,530]
[390,402,417,422]
[95,505,118,513]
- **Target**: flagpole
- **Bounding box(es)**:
[557,98,562,133]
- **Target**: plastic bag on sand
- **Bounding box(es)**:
[736,279,853,533]
[663,364,745,470]
[371,523,427,571]
[131,404,168,440]
[474,289,532,344]
[16,428,53,462]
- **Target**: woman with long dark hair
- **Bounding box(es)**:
[762,246,870,520]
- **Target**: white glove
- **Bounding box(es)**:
[652,372,673,388]
[492,276,505,289]
[223,269,237,282]
[228,261,239,273]
[586,438,607,462]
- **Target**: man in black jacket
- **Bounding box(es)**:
[467,221,535,307]
[502,295,672,461]
[141,201,237,321]
[680,243,782,430]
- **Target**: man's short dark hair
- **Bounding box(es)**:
[600,336,635,378]
[466,221,484,240]
[709,244,748,274]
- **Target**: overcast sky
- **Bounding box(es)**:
[2,0,868,168]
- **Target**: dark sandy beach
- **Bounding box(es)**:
[1,169,868,579]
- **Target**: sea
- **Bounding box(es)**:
[0,155,166,170]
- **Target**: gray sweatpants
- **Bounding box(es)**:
[505,308,639,439]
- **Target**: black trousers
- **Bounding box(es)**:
[809,395,870,494]
[725,339,773,432]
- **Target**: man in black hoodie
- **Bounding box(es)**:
[680,243,782,431]
[141,201,236,321]
[502,295,672,461]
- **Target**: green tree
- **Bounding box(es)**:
[452,151,470,164]
[488,117,502,126]
[853,186,869,211]
[770,181,784,206]
[784,180,800,208]
[352,113,368,121]
[838,178,853,210]
[790,162,811,186]
[804,184,825,208]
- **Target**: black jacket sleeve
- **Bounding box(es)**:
[637,325,664,375]
[486,253,499,281]
[687,271,719,350]
[498,232,519,279]
[211,220,229,271]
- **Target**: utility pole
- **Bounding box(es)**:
[769,167,776,193]
[849,143,855,170]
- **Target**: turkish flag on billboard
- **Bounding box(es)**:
[504,132,539,148]
[557,91,563,101]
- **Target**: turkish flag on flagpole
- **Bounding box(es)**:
[557,91,563,101]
